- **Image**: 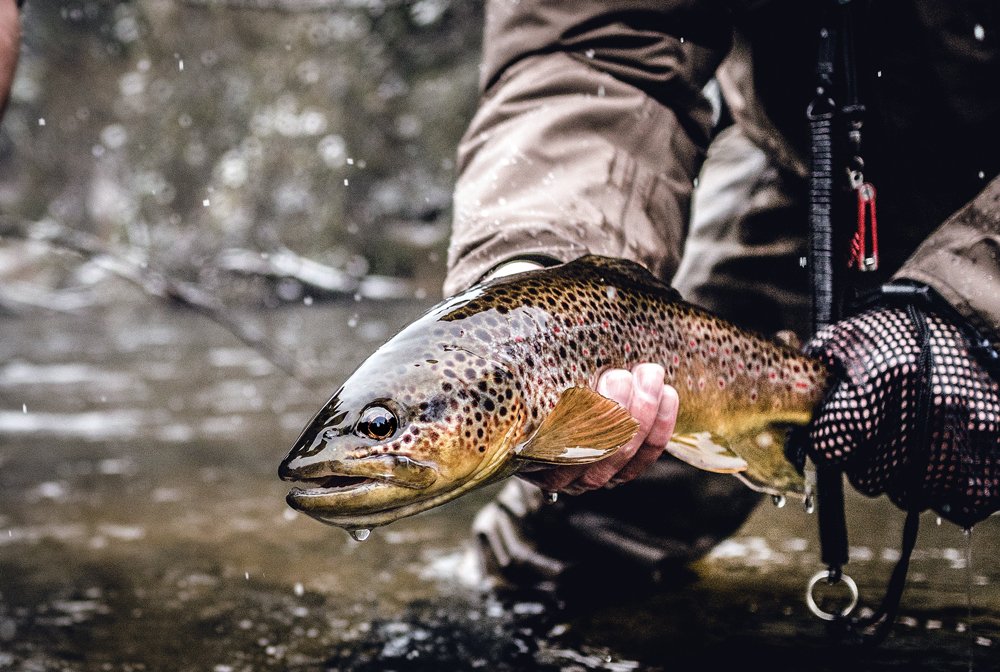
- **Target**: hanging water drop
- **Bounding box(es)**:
[543,491,558,505]
[349,528,371,542]
[804,493,815,514]
[771,494,786,508]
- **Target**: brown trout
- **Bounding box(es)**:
[279,255,828,534]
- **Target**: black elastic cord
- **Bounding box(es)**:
[816,465,849,575]
[840,508,921,645]
[808,19,836,332]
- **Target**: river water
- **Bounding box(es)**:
[0,295,997,671]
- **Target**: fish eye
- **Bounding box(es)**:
[356,405,398,441]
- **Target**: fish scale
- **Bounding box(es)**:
[279,255,829,533]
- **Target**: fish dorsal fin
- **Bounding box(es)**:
[666,432,748,474]
[517,386,639,464]
[568,255,682,301]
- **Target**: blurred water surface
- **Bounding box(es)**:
[1,1,1000,670]
[0,295,998,671]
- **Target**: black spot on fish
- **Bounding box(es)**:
[419,396,447,422]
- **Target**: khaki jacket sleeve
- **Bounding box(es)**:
[444,1,731,296]
[895,176,1000,344]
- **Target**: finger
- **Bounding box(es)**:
[568,365,665,492]
[596,364,666,488]
[610,384,678,486]
[518,368,636,494]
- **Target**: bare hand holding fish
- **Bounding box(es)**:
[278,255,829,535]
[518,363,680,496]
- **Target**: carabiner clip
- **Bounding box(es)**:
[848,181,878,272]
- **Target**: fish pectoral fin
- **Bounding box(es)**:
[517,386,639,464]
[666,432,748,474]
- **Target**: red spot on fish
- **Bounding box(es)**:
[795,380,810,391]
[624,343,632,354]
[768,371,777,381]
[750,390,758,402]
[514,336,525,343]
[672,354,680,366]
[553,326,561,334]
[602,320,609,329]
[718,378,726,389]
[688,338,697,348]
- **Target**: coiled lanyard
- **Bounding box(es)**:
[807,0,879,334]
[805,0,912,646]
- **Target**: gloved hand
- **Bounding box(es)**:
[797,305,1000,528]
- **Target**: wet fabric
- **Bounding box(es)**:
[446,0,1000,346]
[803,306,1000,528]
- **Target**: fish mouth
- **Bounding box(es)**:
[281,456,447,528]
[288,474,375,495]
[281,454,515,530]
[285,477,453,529]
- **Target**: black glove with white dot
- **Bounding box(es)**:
[796,305,1000,528]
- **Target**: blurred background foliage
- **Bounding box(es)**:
[0,0,483,306]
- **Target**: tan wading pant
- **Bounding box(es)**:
[472,125,812,588]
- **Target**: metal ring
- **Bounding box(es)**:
[806,570,859,621]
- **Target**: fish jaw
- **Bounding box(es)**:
[286,461,517,529]
[283,439,520,530]
[280,439,448,528]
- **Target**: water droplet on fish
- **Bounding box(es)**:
[543,491,558,505]
[804,494,815,514]
[349,528,371,542]
[963,526,973,538]
[293,582,304,597]
[936,516,943,526]
[771,494,786,508]
[973,23,985,41]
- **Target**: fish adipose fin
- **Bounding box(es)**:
[666,432,748,474]
[518,386,639,464]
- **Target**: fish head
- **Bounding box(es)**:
[278,331,526,530]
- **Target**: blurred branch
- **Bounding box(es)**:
[180,0,413,11]
[0,218,308,384]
